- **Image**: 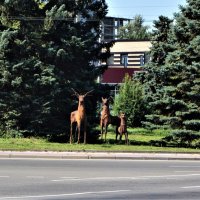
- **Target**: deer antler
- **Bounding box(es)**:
[84,89,94,97]
[71,88,79,97]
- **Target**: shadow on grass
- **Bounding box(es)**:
[96,138,168,147]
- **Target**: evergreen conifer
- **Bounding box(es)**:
[141,0,200,140]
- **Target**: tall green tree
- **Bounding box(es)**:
[136,16,174,130]
[0,0,110,139]
[0,0,53,137]
[118,15,151,40]
[140,0,200,137]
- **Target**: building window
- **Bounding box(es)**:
[140,54,145,66]
[121,53,128,67]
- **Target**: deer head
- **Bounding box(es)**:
[119,112,126,119]
[101,97,110,106]
[72,88,94,104]
[83,89,94,97]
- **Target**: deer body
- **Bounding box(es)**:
[100,97,120,142]
[100,98,111,141]
[70,89,93,144]
[116,113,129,145]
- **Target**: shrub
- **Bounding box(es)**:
[113,75,147,127]
[162,129,200,147]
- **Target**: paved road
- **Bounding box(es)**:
[0,158,200,199]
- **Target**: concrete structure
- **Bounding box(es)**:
[101,17,132,41]
[1,151,200,160]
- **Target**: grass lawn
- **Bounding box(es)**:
[0,128,200,153]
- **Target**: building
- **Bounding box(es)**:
[101,40,151,85]
[101,17,132,42]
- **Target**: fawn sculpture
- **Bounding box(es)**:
[116,113,129,145]
[70,89,93,144]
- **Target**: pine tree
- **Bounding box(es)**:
[141,0,200,143]
[136,16,175,130]
[0,0,110,139]
[41,0,111,139]
[165,0,200,134]
[0,1,60,136]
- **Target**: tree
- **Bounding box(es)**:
[150,16,174,65]
[0,0,111,139]
[0,0,55,137]
[135,16,174,130]
[140,0,200,138]
[113,74,146,127]
[118,15,151,40]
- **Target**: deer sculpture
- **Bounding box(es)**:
[116,113,129,145]
[100,97,120,142]
[100,97,110,141]
[70,89,93,144]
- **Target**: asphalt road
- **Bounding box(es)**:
[0,158,200,200]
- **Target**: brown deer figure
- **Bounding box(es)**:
[100,97,110,141]
[116,113,129,145]
[70,89,93,144]
[100,97,120,142]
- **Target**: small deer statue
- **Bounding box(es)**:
[116,113,129,145]
[70,89,93,144]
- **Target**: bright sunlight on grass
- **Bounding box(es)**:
[0,128,200,153]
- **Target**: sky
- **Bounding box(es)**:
[105,0,187,28]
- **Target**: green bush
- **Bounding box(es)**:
[162,129,200,147]
[113,75,147,127]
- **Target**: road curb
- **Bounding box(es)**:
[0,151,200,160]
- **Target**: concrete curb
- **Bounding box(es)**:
[0,151,200,160]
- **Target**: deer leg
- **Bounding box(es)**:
[115,126,118,143]
[100,121,104,140]
[125,131,129,145]
[74,125,77,142]
[77,123,81,144]
[119,130,122,142]
[105,124,108,142]
[119,134,122,142]
[70,123,73,144]
[101,126,103,140]
[101,127,103,140]
[84,119,87,144]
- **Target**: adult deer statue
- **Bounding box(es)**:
[70,89,93,144]
[116,113,129,145]
[100,97,120,142]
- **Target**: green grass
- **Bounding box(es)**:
[0,128,200,153]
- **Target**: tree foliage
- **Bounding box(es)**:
[118,15,151,40]
[113,74,146,127]
[139,0,200,137]
[0,0,111,139]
